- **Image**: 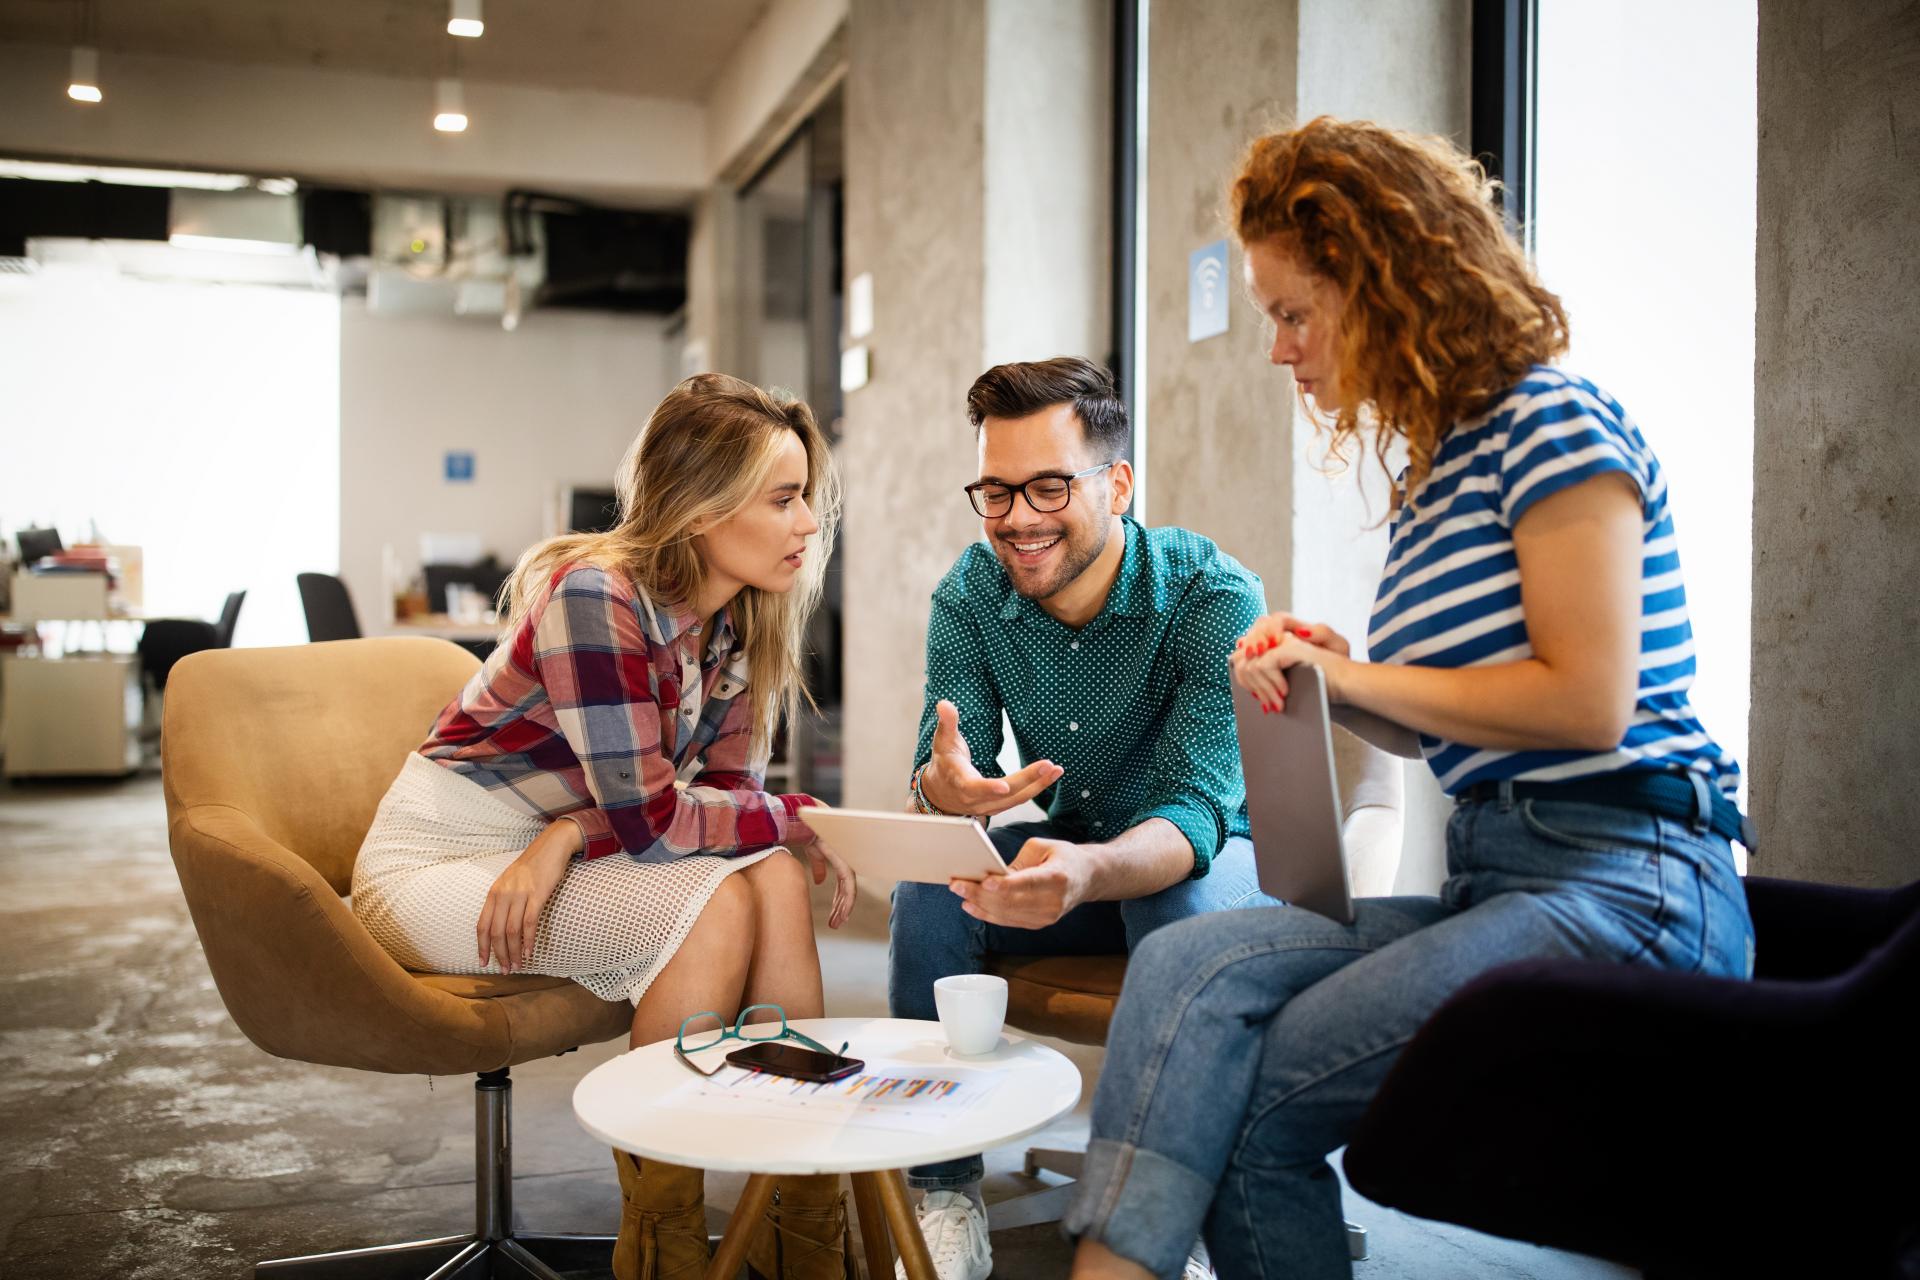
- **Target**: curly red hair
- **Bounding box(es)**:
[1231,116,1568,500]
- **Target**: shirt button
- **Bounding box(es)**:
[1093,821,1104,829]
[1069,641,1080,650]
[1081,789,1091,798]
[1068,721,1079,732]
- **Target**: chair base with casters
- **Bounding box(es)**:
[259,1067,616,1280]
[986,955,1370,1262]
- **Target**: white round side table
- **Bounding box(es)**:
[573,1016,1081,1280]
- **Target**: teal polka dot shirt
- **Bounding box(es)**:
[914,517,1266,877]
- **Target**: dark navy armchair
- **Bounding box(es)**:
[1343,874,1920,1278]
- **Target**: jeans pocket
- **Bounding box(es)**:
[1518,799,1663,856]
[1496,801,1672,964]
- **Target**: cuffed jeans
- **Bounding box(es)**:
[889,819,1276,1189]
[1065,787,1757,1279]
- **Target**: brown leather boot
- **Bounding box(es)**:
[612,1149,710,1280]
[746,1174,855,1280]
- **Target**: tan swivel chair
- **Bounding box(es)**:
[163,637,634,1279]
[985,727,1403,1260]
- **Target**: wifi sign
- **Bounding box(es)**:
[1189,240,1230,343]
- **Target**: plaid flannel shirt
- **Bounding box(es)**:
[420,564,814,862]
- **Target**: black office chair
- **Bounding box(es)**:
[297,572,362,643]
[137,590,247,692]
[16,526,64,567]
[1343,874,1920,1279]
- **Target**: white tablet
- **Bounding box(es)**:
[799,808,1009,885]
[1234,667,1355,924]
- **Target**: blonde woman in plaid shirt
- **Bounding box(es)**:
[351,373,856,1280]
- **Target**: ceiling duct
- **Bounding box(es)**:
[168,188,301,253]
[0,178,170,257]
[301,187,374,258]
[506,191,688,315]
[366,194,541,322]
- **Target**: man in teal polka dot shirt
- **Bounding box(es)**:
[888,357,1274,1277]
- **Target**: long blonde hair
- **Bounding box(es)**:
[501,373,840,757]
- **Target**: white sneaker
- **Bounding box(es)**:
[1182,1238,1215,1280]
[895,1190,992,1280]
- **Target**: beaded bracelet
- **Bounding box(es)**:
[910,763,948,816]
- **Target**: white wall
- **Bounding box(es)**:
[337,301,673,632]
[0,265,339,649]
[0,41,706,205]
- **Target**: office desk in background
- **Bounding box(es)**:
[388,614,501,662]
[1,568,144,777]
[389,614,503,644]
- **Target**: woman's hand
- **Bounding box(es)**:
[1231,611,1354,712]
[476,817,582,973]
[788,811,856,930]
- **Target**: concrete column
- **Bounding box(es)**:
[1143,0,1468,892]
[840,0,1110,807]
[1752,1,1920,887]
[1141,1,1301,596]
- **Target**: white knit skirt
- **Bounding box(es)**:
[350,752,775,1004]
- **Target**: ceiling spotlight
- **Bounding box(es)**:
[447,0,484,38]
[67,46,101,102]
[434,78,468,132]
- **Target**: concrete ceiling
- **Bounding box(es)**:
[0,0,773,100]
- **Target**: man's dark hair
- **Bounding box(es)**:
[966,357,1131,461]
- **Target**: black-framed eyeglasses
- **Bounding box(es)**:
[672,1004,845,1078]
[963,462,1116,518]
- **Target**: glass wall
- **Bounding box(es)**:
[734,90,846,800]
[1534,0,1758,808]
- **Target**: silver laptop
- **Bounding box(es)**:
[1232,664,1354,924]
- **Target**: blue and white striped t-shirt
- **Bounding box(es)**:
[1366,366,1740,798]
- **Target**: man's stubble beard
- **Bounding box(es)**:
[997,515,1112,602]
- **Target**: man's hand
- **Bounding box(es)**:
[477,817,582,973]
[948,836,1090,929]
[919,699,1063,817]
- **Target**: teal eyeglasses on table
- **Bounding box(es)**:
[673,1004,849,1077]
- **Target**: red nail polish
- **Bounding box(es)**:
[1295,627,1313,638]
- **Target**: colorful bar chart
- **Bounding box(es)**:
[669,1057,1006,1133]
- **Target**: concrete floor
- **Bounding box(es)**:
[0,773,1637,1279]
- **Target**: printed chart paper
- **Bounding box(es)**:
[663,1057,1008,1134]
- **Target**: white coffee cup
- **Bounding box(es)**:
[933,974,1008,1056]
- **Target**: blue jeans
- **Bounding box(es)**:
[1064,787,1756,1279]
[889,820,1276,1189]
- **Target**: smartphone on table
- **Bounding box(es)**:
[725,1041,865,1083]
